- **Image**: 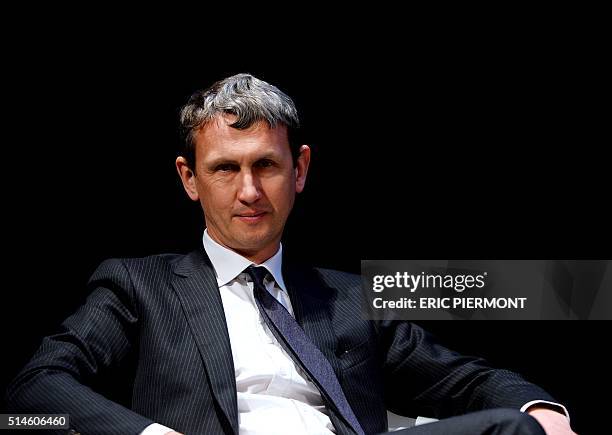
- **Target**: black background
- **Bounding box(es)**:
[2,28,609,435]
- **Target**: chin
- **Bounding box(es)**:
[234,234,279,253]
[237,239,272,252]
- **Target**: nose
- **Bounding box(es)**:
[237,170,262,204]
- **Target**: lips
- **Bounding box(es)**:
[235,211,267,223]
[236,211,266,217]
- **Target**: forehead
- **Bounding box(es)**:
[195,115,289,160]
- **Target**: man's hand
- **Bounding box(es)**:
[527,407,577,435]
[164,432,183,435]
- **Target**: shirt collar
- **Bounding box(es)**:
[202,229,287,292]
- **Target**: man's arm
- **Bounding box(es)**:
[379,321,561,419]
[5,259,154,435]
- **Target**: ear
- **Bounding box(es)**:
[176,156,199,201]
[295,145,311,193]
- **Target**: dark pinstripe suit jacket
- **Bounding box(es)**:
[6,248,555,435]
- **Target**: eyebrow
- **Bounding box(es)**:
[205,152,282,169]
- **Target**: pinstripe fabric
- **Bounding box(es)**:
[248,266,364,435]
[6,247,557,435]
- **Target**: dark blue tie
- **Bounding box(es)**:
[246,265,365,435]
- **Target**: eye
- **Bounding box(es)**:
[215,163,239,172]
[255,159,274,168]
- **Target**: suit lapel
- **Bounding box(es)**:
[282,259,342,378]
[171,248,238,434]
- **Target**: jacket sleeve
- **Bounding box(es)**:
[379,320,557,419]
[5,259,154,435]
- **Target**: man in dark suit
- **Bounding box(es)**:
[6,74,576,434]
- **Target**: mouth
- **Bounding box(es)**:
[235,211,267,223]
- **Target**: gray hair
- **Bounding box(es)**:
[179,73,301,169]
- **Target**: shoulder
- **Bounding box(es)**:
[310,267,363,307]
[89,252,189,286]
[313,267,361,290]
[85,252,194,306]
[122,252,186,272]
[283,260,361,299]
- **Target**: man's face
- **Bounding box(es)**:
[177,115,310,262]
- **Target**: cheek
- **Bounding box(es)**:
[265,180,295,213]
[199,184,235,215]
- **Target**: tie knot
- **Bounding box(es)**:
[245,265,268,288]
